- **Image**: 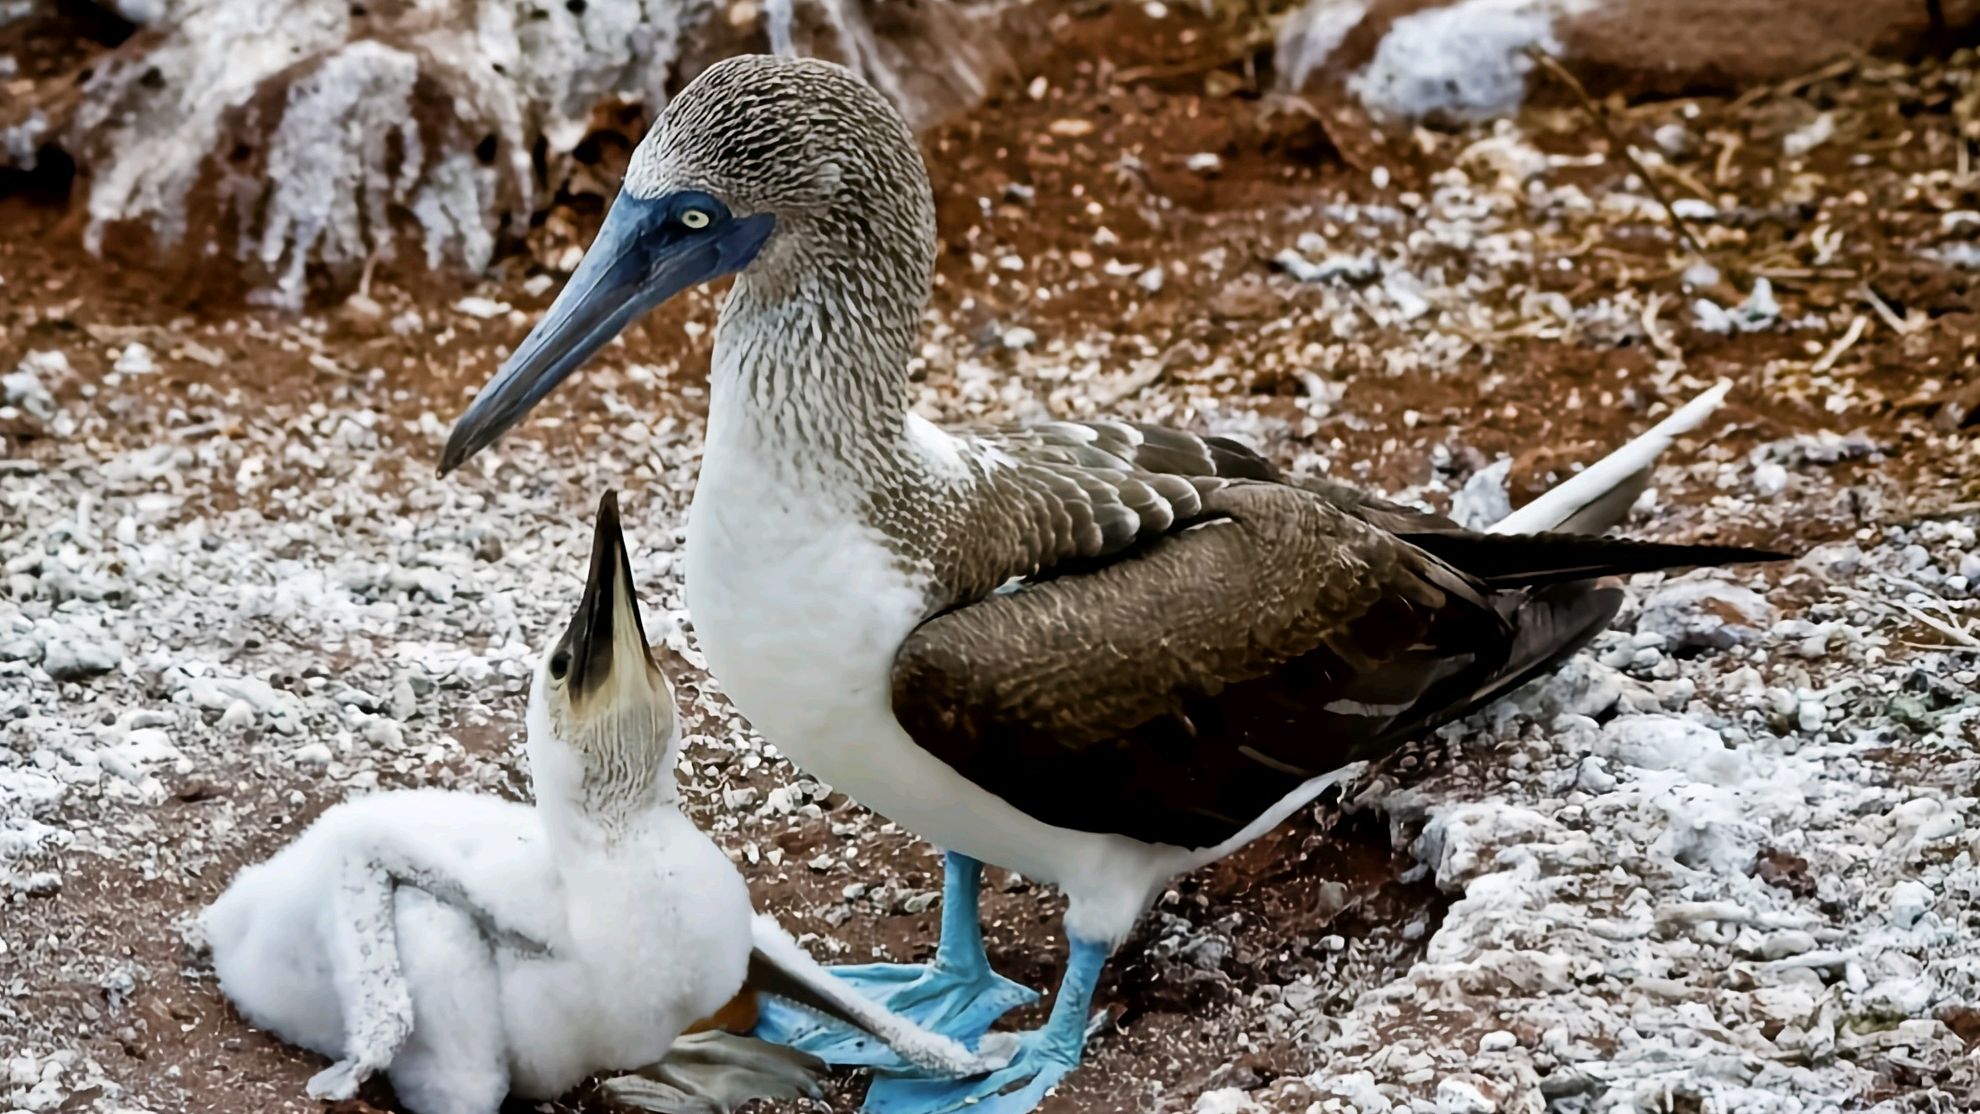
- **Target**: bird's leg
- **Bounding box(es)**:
[306,858,416,1101]
[304,836,561,1101]
[928,853,994,980]
[354,838,558,957]
[752,852,1037,1068]
[861,934,1111,1114]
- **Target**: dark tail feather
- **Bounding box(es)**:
[1402,530,1790,588]
[1405,583,1625,740]
[1481,583,1626,710]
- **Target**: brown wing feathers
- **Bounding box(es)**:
[896,423,1784,850]
[894,485,1529,848]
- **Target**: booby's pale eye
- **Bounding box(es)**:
[549,650,571,682]
[681,210,711,230]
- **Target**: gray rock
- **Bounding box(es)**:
[1275,247,1380,285]
[1532,657,1625,721]
[291,742,333,767]
[1449,458,1512,531]
[2,370,54,421]
[1755,930,1817,959]
[1693,278,1779,334]
[1800,543,1864,578]
[41,633,120,681]
[1888,881,1935,929]
[1636,579,1775,652]
[0,630,46,664]
[389,678,418,722]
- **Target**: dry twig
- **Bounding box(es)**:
[1524,47,1711,262]
[1729,56,1859,113]
[1837,585,1980,652]
[1810,316,1869,375]
[1713,134,1743,185]
[1641,292,1684,363]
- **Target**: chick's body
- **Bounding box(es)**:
[203,785,749,1112]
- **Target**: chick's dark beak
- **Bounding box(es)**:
[558,490,653,699]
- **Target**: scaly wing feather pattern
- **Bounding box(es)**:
[895,418,1782,850]
[893,484,1597,849]
[924,420,1285,601]
[934,419,1505,603]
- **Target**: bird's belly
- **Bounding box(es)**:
[500,849,749,1095]
[499,955,598,1098]
[566,827,753,1060]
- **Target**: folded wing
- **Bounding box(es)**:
[892,483,1632,849]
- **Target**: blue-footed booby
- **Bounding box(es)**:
[438,56,1787,1114]
[202,491,1003,1114]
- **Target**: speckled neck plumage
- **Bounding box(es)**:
[675,58,992,594]
[690,77,1213,611]
[644,55,941,479]
[712,268,921,467]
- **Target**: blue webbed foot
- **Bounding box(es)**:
[861,1028,1079,1114]
[860,934,1111,1114]
[752,852,1037,1069]
[751,958,1038,1067]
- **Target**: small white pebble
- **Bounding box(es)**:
[113,344,157,376]
[291,742,333,767]
[218,700,256,732]
[453,296,511,319]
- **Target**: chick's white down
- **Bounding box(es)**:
[201,630,753,1113]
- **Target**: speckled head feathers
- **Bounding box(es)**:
[626,55,936,267]
[613,54,941,418]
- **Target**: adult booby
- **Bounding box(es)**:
[202,492,1003,1114]
[438,56,1786,1114]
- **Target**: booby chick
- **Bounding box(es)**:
[437,56,1790,1114]
[202,491,1004,1114]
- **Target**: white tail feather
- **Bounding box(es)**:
[1489,381,1732,537]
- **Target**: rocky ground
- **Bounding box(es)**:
[4,3,1979,1114]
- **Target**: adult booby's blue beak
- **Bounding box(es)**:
[439,193,774,475]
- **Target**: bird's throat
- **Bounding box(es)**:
[709,285,918,471]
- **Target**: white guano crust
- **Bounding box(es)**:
[67,0,704,308]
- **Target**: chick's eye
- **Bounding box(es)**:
[549,651,571,681]
[681,209,711,230]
